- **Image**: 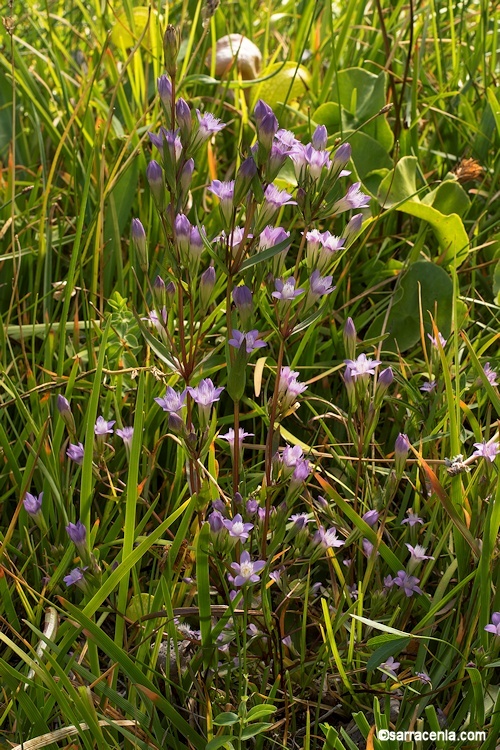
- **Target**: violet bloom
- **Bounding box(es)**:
[406,544,434,563]
[67,442,84,465]
[384,575,395,589]
[259,225,291,275]
[24,492,43,517]
[304,229,345,273]
[223,513,254,543]
[362,510,379,527]
[289,513,312,531]
[378,656,400,681]
[484,612,500,636]
[313,526,344,550]
[219,428,254,463]
[208,180,235,225]
[483,362,498,386]
[362,538,379,557]
[257,184,297,229]
[401,509,424,526]
[427,331,447,348]
[116,427,134,447]
[155,386,186,414]
[228,329,267,354]
[306,269,335,308]
[63,567,87,590]
[95,416,115,436]
[192,110,226,150]
[344,353,382,379]
[291,458,311,484]
[208,510,225,536]
[277,366,308,413]
[420,380,437,393]
[187,378,224,427]
[282,444,304,468]
[416,672,432,685]
[218,227,250,257]
[66,520,87,549]
[472,439,500,463]
[393,570,423,597]
[230,551,266,587]
[332,182,371,214]
[272,277,304,302]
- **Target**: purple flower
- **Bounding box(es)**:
[223,514,254,543]
[187,379,224,407]
[246,498,259,515]
[256,184,297,229]
[200,267,216,308]
[24,492,43,517]
[291,458,311,483]
[332,182,370,213]
[66,520,87,547]
[483,362,498,386]
[192,110,225,150]
[344,353,382,379]
[416,672,432,685]
[147,160,165,208]
[218,227,250,256]
[342,212,364,247]
[384,575,395,589]
[305,269,335,308]
[362,538,379,557]
[420,380,437,392]
[219,428,254,445]
[289,513,312,531]
[272,277,304,302]
[63,567,87,589]
[275,128,300,149]
[378,656,400,681]
[228,329,267,354]
[484,612,500,636]
[281,444,304,468]
[258,226,291,275]
[362,510,379,527]
[313,526,345,549]
[116,427,134,446]
[427,331,447,348]
[208,510,225,535]
[393,570,423,597]
[304,229,344,272]
[155,387,187,414]
[277,367,308,413]
[472,439,500,463]
[66,442,84,464]
[401,509,424,527]
[56,395,74,430]
[95,416,115,436]
[405,544,434,564]
[208,180,235,225]
[230,551,266,587]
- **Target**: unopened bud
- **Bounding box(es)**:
[180,158,194,202]
[57,394,76,434]
[131,218,148,271]
[233,156,257,206]
[200,266,216,309]
[176,97,192,145]
[394,433,410,478]
[343,317,357,360]
[232,285,253,329]
[146,160,165,211]
[153,275,166,308]
[312,125,328,150]
[343,213,364,248]
[163,25,180,77]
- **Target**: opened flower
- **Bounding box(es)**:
[230,551,266,587]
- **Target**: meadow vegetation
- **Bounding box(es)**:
[0,0,499,748]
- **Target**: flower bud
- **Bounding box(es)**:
[153,275,166,308]
[343,213,364,248]
[57,394,76,434]
[312,125,328,150]
[394,433,410,479]
[232,285,253,329]
[180,158,194,203]
[131,218,148,271]
[176,97,192,145]
[146,160,166,211]
[157,75,172,126]
[343,317,357,360]
[163,25,180,77]
[200,266,216,309]
[374,367,393,406]
[233,156,257,206]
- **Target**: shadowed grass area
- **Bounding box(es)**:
[0,0,499,748]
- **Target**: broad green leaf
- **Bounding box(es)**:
[240,722,273,739]
[213,712,240,726]
[422,179,471,216]
[252,62,311,107]
[246,705,277,721]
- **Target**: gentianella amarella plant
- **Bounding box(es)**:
[134,31,369,535]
